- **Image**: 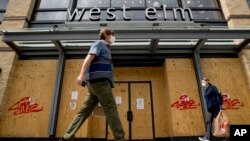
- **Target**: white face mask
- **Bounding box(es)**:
[110,36,116,44]
[201,82,206,87]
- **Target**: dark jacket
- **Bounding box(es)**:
[205,84,222,110]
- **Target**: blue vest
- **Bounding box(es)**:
[86,40,114,87]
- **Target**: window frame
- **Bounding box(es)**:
[30,0,72,25]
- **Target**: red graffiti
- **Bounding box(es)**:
[8,97,43,115]
[222,93,243,110]
[171,94,200,110]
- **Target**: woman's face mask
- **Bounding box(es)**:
[110,35,116,44]
[201,80,207,87]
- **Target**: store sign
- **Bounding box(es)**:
[68,4,193,21]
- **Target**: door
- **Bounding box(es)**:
[107,83,129,140]
[107,81,155,141]
[130,83,153,140]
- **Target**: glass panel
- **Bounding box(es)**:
[77,9,177,21]
[80,10,160,21]
[181,0,218,8]
[152,10,175,20]
[112,39,150,46]
[61,40,94,47]
[159,39,198,46]
[15,41,54,48]
[205,39,235,45]
[146,0,178,7]
[0,0,9,9]
[34,12,67,21]
[111,0,145,7]
[38,0,70,8]
[115,10,148,20]
[81,10,108,21]
[248,0,250,7]
[77,0,110,8]
[192,11,222,20]
[119,9,169,21]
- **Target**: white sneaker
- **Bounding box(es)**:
[198,136,210,141]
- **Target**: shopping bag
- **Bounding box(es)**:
[213,110,230,137]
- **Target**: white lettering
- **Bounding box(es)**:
[89,8,101,21]
[173,8,193,21]
[145,7,157,20]
[161,4,168,20]
[242,129,247,136]
[67,5,193,22]
[234,129,248,136]
[107,8,116,21]
[122,5,131,21]
[68,8,86,21]
[234,129,241,136]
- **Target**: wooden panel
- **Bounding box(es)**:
[107,83,129,140]
[131,83,153,139]
[56,60,91,138]
[114,67,169,137]
[0,60,57,137]
[165,59,205,136]
[87,115,106,138]
[201,58,250,124]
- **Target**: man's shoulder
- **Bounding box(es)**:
[93,40,106,46]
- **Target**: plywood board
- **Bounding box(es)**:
[56,60,90,138]
[87,116,106,138]
[164,59,205,136]
[107,83,129,140]
[114,67,169,137]
[131,83,153,139]
[201,58,250,124]
[0,60,57,137]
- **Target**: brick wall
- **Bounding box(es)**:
[0,52,16,117]
[220,0,250,20]
[220,0,250,89]
[0,0,36,117]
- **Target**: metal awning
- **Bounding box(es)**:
[1,22,250,66]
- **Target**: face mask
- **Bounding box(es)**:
[110,36,116,44]
[201,82,206,87]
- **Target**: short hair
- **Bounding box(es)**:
[202,77,209,82]
[99,28,115,40]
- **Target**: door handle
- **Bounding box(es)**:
[127,111,133,122]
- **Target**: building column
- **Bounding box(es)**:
[220,0,250,89]
[0,0,36,117]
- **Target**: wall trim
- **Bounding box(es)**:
[227,15,250,21]
[3,16,29,22]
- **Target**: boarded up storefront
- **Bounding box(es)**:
[201,58,250,124]
[0,60,58,137]
[1,58,250,139]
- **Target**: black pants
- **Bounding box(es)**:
[205,107,220,139]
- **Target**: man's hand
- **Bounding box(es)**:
[76,54,95,86]
[76,74,85,86]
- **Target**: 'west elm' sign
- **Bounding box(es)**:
[68,4,193,21]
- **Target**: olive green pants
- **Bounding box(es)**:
[63,80,126,141]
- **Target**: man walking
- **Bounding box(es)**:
[60,28,126,141]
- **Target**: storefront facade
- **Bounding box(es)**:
[0,0,250,140]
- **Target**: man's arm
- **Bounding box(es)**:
[76,54,95,86]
